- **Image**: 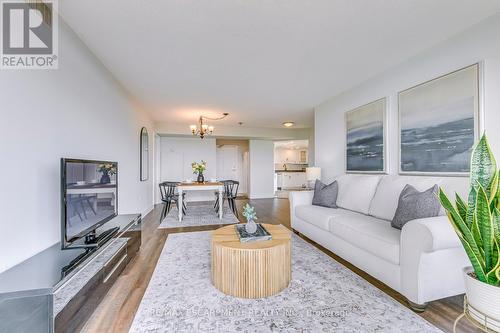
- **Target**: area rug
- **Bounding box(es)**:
[158,202,239,229]
[130,231,442,333]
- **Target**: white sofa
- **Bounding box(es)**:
[289,174,470,309]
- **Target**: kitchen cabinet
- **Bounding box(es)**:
[299,150,307,163]
[280,172,307,189]
[275,149,308,164]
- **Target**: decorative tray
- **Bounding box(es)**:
[235,224,272,243]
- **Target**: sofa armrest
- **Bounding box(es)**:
[289,191,314,209]
[401,216,461,252]
[288,191,314,230]
[400,216,467,304]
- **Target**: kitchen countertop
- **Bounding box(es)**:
[275,170,306,173]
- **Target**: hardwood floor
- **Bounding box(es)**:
[82,198,478,333]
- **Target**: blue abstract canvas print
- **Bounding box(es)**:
[399,64,478,174]
[346,98,386,172]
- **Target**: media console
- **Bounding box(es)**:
[0,214,141,333]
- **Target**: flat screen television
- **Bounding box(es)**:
[61,158,118,249]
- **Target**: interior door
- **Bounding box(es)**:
[216,146,239,182]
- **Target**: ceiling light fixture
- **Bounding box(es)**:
[282,121,295,128]
[190,113,229,139]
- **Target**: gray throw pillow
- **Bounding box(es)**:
[391,184,441,230]
[312,180,338,208]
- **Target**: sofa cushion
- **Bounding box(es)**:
[295,205,357,231]
[369,175,445,221]
[336,175,381,214]
[312,180,338,208]
[330,213,401,265]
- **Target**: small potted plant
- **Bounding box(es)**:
[439,134,500,332]
[242,203,258,234]
[191,160,207,183]
[97,163,117,184]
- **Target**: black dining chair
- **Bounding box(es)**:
[213,180,228,209]
[214,180,239,216]
[159,181,187,221]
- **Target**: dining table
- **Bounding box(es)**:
[177,181,224,222]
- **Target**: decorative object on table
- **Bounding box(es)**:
[346,98,386,173]
[191,160,207,183]
[399,64,480,175]
[190,112,229,139]
[391,184,441,230]
[140,127,149,181]
[235,224,272,243]
[438,134,500,332]
[242,203,258,234]
[305,167,321,188]
[98,163,117,184]
[312,180,338,208]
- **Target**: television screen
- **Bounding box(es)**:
[61,159,118,246]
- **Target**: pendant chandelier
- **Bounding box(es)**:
[190,113,229,139]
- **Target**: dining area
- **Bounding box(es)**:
[158,179,240,227]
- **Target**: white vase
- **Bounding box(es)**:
[245,220,257,234]
[463,267,500,332]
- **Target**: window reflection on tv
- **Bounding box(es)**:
[63,160,118,241]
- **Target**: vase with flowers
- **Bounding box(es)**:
[98,163,117,184]
[191,160,207,183]
[242,203,258,234]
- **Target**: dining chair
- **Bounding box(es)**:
[213,180,228,209]
[214,180,239,216]
[159,181,186,221]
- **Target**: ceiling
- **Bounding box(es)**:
[59,1,500,129]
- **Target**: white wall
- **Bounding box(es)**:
[315,13,500,182]
[249,140,275,199]
[0,21,155,273]
[159,137,217,202]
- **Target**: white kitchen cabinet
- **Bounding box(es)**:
[275,149,308,164]
[280,172,307,189]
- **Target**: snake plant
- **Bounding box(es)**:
[439,134,500,286]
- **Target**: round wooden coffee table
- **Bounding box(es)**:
[211,223,291,299]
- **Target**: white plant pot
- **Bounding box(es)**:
[463,267,500,332]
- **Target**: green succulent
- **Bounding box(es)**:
[439,134,500,286]
[242,203,258,222]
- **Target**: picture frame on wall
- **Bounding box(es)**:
[345,98,387,174]
[398,63,481,176]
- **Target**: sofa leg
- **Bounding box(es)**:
[407,300,428,312]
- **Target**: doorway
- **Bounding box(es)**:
[216,139,249,196]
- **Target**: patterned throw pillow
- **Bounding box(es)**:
[312,180,338,208]
[391,184,441,229]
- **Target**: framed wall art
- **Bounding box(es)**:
[398,64,480,175]
[345,98,387,173]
